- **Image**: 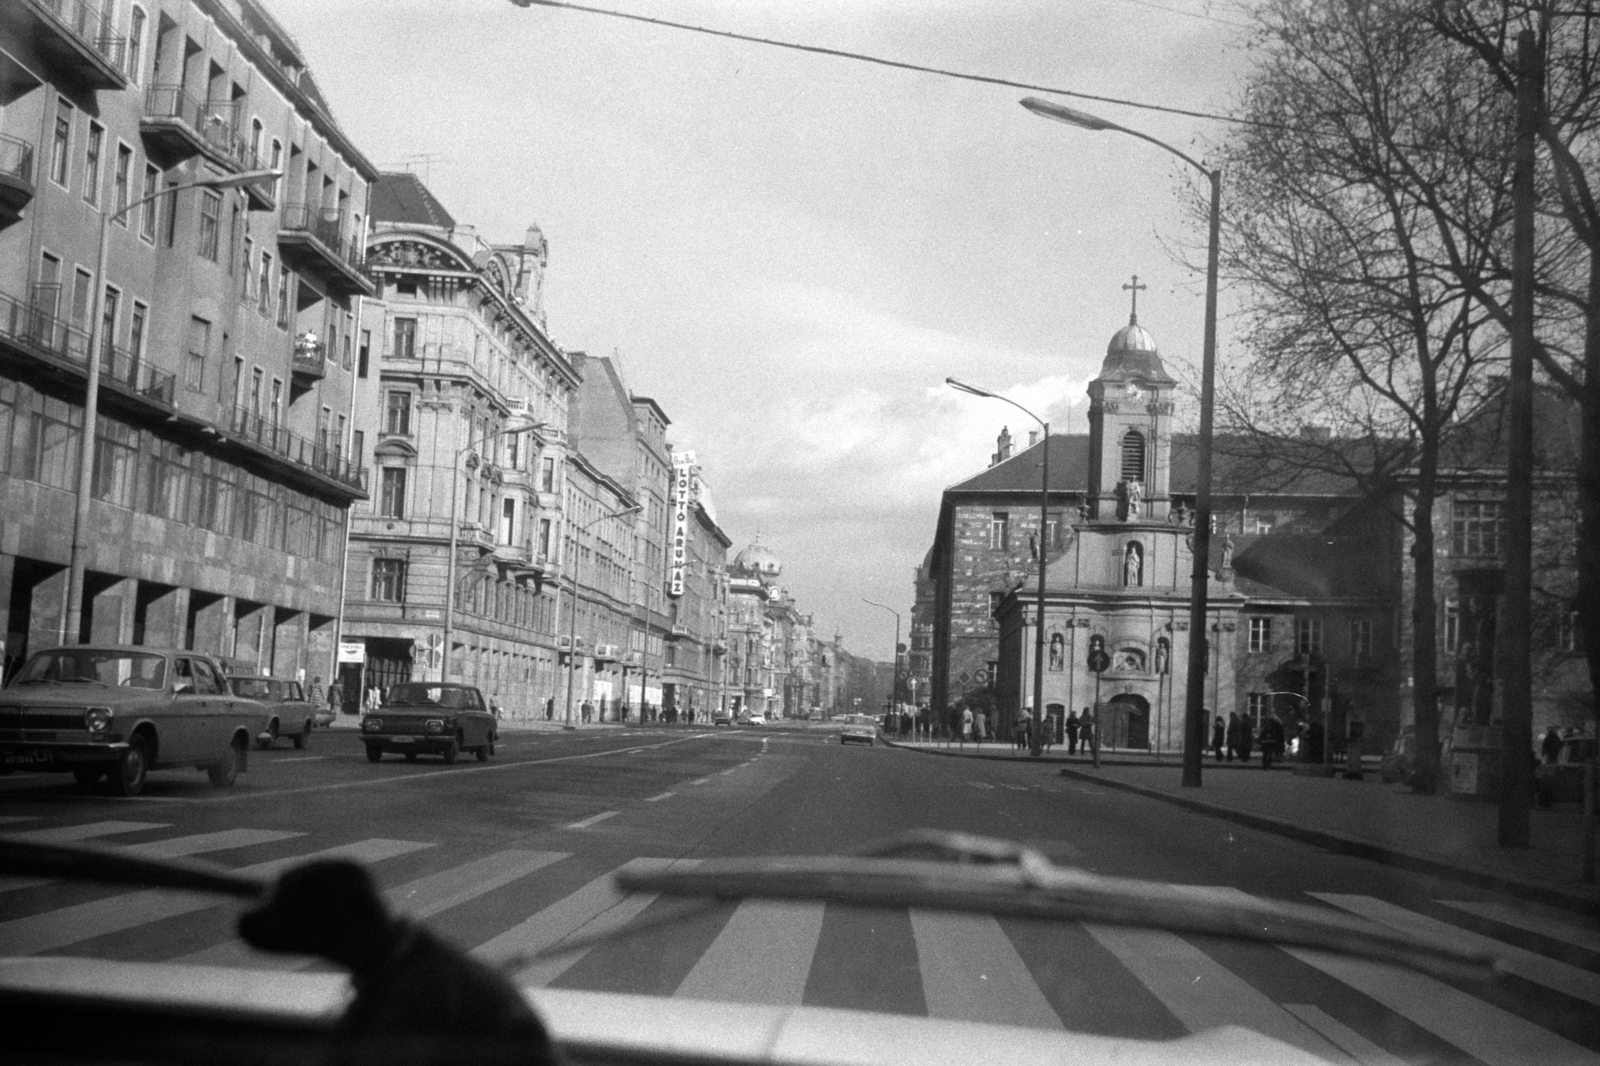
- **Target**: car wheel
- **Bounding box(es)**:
[208,738,244,788]
[110,736,150,797]
[72,766,105,787]
[404,752,418,763]
[476,737,491,762]
[442,737,459,765]
[257,720,278,751]
[292,723,309,750]
[365,745,383,763]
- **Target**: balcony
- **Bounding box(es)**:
[139,86,256,174]
[0,134,37,226]
[9,0,128,89]
[279,203,374,298]
[0,288,175,418]
[289,331,325,385]
[225,404,368,499]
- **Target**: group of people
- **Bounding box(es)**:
[1210,711,1288,768]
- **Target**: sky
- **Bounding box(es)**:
[270,0,1257,661]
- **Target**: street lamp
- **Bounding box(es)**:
[442,416,549,680]
[861,597,901,725]
[1020,96,1221,789]
[560,502,643,729]
[945,378,1049,757]
[64,168,281,645]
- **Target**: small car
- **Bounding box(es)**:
[712,709,733,726]
[741,713,767,727]
[362,681,497,764]
[227,676,322,750]
[838,714,877,746]
[1535,734,1598,807]
[0,645,261,796]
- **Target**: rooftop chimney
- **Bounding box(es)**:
[990,426,1014,467]
[1028,430,1039,447]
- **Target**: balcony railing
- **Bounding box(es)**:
[25,0,128,88]
[280,203,373,296]
[0,289,175,407]
[141,85,256,171]
[226,403,366,494]
[0,134,37,224]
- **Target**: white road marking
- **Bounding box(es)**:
[6,820,168,843]
[1312,893,1600,1007]
[644,792,675,802]
[910,909,1063,1030]
[0,838,430,956]
[967,781,995,790]
[1436,899,1600,955]
[566,811,619,830]
[271,756,326,763]
[676,899,825,1005]
[690,777,713,786]
[0,827,303,894]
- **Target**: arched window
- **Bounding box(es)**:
[1121,430,1145,482]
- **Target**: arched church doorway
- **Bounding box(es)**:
[1104,693,1151,750]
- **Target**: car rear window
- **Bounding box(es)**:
[230,677,272,699]
[387,683,482,709]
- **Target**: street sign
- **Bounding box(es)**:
[337,642,365,664]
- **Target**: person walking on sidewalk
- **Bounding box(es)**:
[1259,714,1284,769]
[1225,712,1242,761]
[1541,724,1563,764]
[1211,714,1226,762]
[1239,715,1254,763]
[327,683,344,717]
[961,707,973,748]
[1067,711,1081,755]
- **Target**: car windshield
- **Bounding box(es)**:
[229,677,272,699]
[386,683,476,709]
[10,650,166,690]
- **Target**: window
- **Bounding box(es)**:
[269,140,282,199]
[140,165,159,240]
[127,6,146,81]
[227,202,239,273]
[371,559,407,603]
[539,517,553,558]
[50,98,71,187]
[1451,500,1504,557]
[1443,597,1460,654]
[540,456,556,493]
[83,122,103,205]
[1351,619,1373,658]
[1248,617,1272,653]
[113,145,131,221]
[241,238,253,300]
[990,512,1009,551]
[276,266,291,329]
[1560,609,1581,653]
[1121,430,1146,482]
[249,367,263,416]
[185,317,209,392]
[129,302,147,370]
[230,356,245,409]
[358,329,371,378]
[316,406,331,456]
[394,317,417,359]
[1247,693,1270,725]
[352,429,364,465]
[501,497,515,545]
[336,414,346,462]
[99,286,118,362]
[384,391,411,435]
[342,313,353,368]
[1295,616,1323,657]
[197,190,221,261]
[270,378,282,424]
[379,467,407,518]
[250,118,262,167]
[70,268,92,330]
[258,253,272,315]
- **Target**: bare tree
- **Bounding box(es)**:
[1209,0,1515,790]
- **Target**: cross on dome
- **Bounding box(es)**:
[1122,274,1147,325]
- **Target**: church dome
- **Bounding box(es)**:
[1101,316,1171,381]
[732,539,782,580]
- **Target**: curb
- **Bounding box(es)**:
[876,736,1293,771]
[1054,766,1600,917]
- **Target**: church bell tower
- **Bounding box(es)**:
[1086,277,1176,522]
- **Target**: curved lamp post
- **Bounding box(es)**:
[1020,96,1221,788]
[560,502,642,729]
[861,597,901,724]
[442,416,549,681]
[64,168,281,645]
[946,377,1048,757]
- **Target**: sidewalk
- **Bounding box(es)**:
[884,737,1600,913]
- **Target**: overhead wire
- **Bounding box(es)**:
[510,0,1283,130]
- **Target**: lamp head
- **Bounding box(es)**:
[203,168,283,191]
[945,377,995,399]
[1019,97,1117,132]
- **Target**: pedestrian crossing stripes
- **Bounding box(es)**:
[2,820,1599,1064]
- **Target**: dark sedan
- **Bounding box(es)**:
[361,682,497,764]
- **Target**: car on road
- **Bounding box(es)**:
[712,709,733,726]
[1535,732,1598,806]
[739,713,767,727]
[227,675,325,750]
[0,646,260,796]
[361,681,497,764]
[838,714,877,746]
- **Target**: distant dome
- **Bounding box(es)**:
[732,539,782,580]
[1101,315,1171,381]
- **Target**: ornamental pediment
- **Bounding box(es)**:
[373,437,417,459]
[367,234,473,273]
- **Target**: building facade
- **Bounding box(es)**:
[0,0,373,682]
[342,172,579,715]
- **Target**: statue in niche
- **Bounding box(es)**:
[1048,633,1064,672]
[1221,531,1236,571]
[1124,542,1143,587]
[1155,637,1170,675]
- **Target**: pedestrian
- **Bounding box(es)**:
[1210,714,1225,762]
[307,675,325,708]
[1067,711,1081,755]
[1239,715,1254,763]
[544,696,555,721]
[1259,714,1284,769]
[974,710,987,748]
[367,686,382,714]
[1079,713,1094,757]
[327,683,344,716]
[490,693,503,720]
[1541,724,1563,765]
[1225,712,1241,761]
[961,707,973,747]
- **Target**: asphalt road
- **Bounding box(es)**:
[2,723,1598,1065]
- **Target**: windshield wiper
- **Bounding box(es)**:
[539,830,1501,985]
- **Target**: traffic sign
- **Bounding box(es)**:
[1087,635,1110,673]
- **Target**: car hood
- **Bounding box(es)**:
[0,956,1326,1066]
[0,686,172,708]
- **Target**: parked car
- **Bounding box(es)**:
[712,709,733,726]
[1535,733,1598,807]
[838,714,878,746]
[0,646,261,796]
[227,676,326,750]
[361,682,497,764]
